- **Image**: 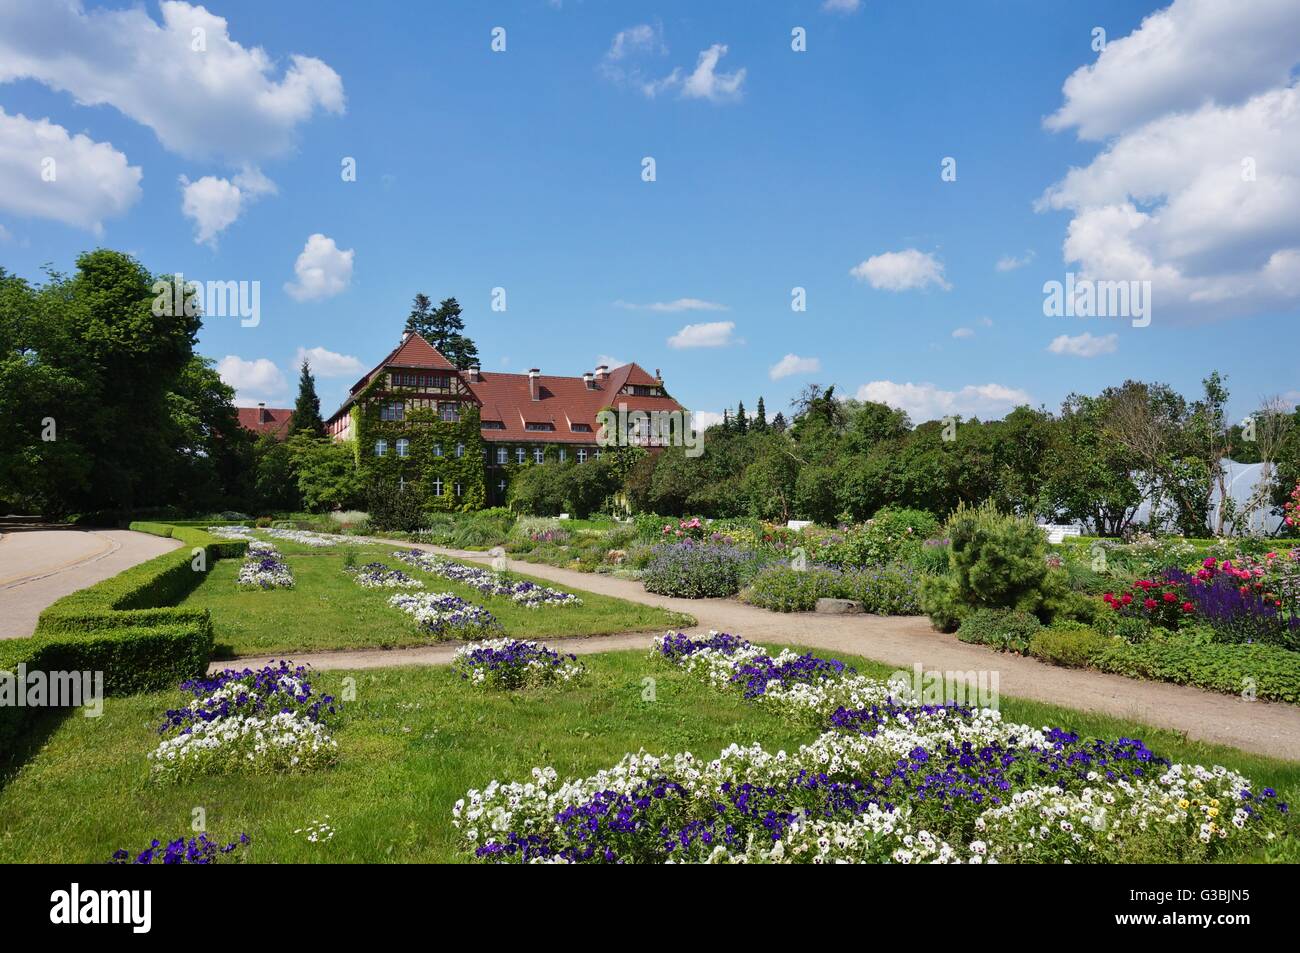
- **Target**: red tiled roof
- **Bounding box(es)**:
[237,406,294,439]
[468,363,683,444]
[325,331,684,443]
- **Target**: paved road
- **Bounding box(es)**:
[0,529,181,639]
[221,540,1300,762]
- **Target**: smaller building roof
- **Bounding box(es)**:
[237,406,294,440]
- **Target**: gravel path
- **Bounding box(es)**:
[219,539,1300,761]
[0,528,181,639]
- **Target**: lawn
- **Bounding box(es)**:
[0,645,1296,864]
[182,544,692,657]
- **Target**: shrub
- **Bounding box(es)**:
[842,563,924,614]
[642,541,761,598]
[956,608,1042,655]
[819,508,941,568]
[741,564,843,612]
[0,621,214,750]
[366,479,428,533]
[1089,638,1300,703]
[921,501,1069,631]
[1030,625,1109,667]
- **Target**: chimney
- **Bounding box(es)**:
[655,368,663,385]
[529,367,541,401]
[583,372,595,390]
[595,364,609,383]
[258,401,269,423]
[469,364,481,382]
[400,329,412,344]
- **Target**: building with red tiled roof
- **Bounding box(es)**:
[237,404,294,440]
[325,331,685,507]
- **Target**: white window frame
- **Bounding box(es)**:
[396,438,409,458]
[577,448,587,463]
[432,478,444,497]
[375,439,387,457]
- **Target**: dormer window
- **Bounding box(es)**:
[570,422,592,433]
[524,422,555,432]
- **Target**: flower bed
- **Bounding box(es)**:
[148,662,339,783]
[387,591,503,640]
[451,632,1290,863]
[392,549,582,607]
[207,525,254,540]
[1104,554,1300,650]
[344,561,422,589]
[262,527,342,547]
[236,542,293,590]
[109,833,250,864]
[451,638,585,690]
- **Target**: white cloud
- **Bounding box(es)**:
[667,321,736,348]
[594,354,627,369]
[180,166,276,246]
[951,327,975,339]
[294,346,364,378]
[0,224,10,242]
[0,0,345,162]
[614,297,728,312]
[822,0,863,12]
[602,26,745,104]
[850,249,951,291]
[692,410,725,431]
[285,234,354,302]
[996,251,1035,272]
[0,108,141,231]
[1045,0,1300,141]
[856,380,1032,423]
[678,44,746,103]
[217,355,286,402]
[1047,332,1118,358]
[1041,0,1300,321]
[769,353,821,380]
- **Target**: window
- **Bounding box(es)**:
[533,448,544,464]
[454,482,463,497]
[594,448,602,460]
[374,439,387,457]
[396,438,409,458]
[497,447,508,464]
[482,420,505,430]
[525,422,555,432]
[380,401,404,421]
[558,448,566,462]
[497,479,508,496]
[455,443,464,458]
[433,444,443,457]
[439,402,460,422]
[577,448,587,463]
[432,478,444,497]
[515,447,525,464]
[570,422,592,433]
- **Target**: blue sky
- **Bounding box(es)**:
[2,0,1297,424]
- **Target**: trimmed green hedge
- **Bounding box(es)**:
[0,621,212,749]
[3,523,241,753]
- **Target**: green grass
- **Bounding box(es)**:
[0,645,1295,864]
[181,545,691,657]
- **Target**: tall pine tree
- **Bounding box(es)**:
[403,294,479,369]
[754,396,768,432]
[292,359,325,437]
[735,400,749,434]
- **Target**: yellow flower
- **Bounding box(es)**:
[1177,798,1190,810]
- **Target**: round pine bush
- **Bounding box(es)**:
[956,608,1042,655]
[642,541,760,598]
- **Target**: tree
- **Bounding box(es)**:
[404,295,479,369]
[754,396,768,432]
[735,400,748,434]
[291,359,325,437]
[770,412,787,433]
[286,433,364,512]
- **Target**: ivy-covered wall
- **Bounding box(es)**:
[354,402,487,512]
